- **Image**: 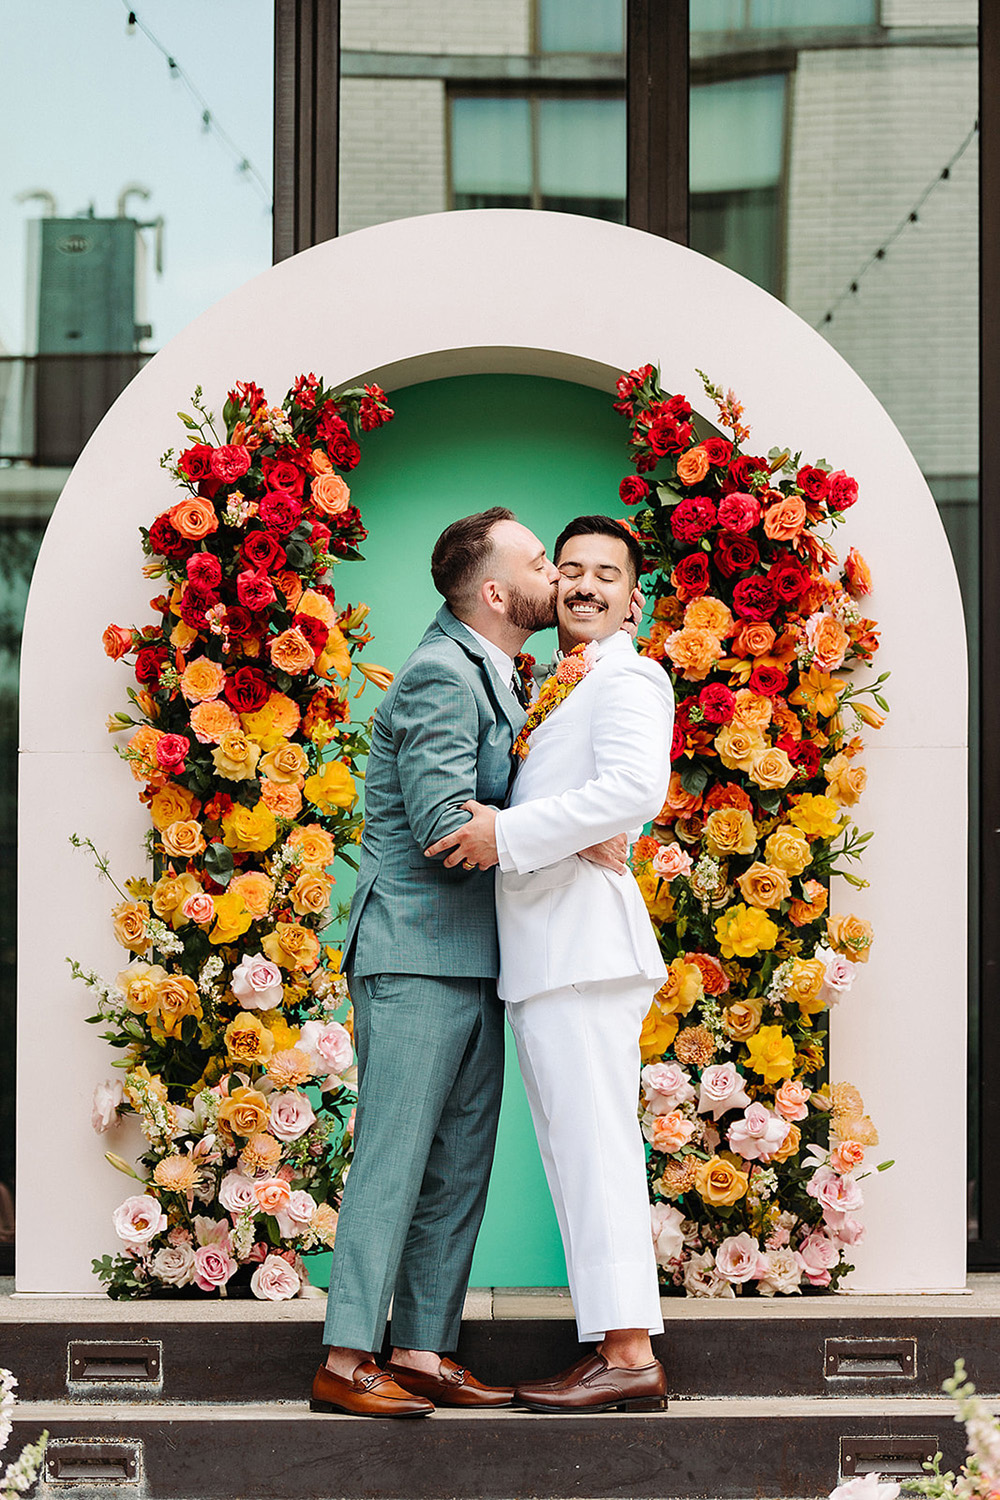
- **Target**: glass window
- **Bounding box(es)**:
[539,0,625,53]
[692,0,876,30]
[451,97,533,208]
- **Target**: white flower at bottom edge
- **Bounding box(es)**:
[829,1473,900,1500]
[650,1202,685,1267]
[150,1242,196,1287]
[756,1247,802,1297]
[682,1250,736,1299]
[251,1253,301,1300]
[91,1079,124,1134]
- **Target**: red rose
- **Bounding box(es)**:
[237,569,277,612]
[293,613,329,653]
[148,514,195,561]
[726,455,768,492]
[241,531,286,572]
[291,372,320,409]
[155,733,190,772]
[672,552,711,598]
[329,433,361,471]
[698,683,736,724]
[671,721,687,760]
[178,444,215,483]
[134,646,167,685]
[180,585,219,630]
[258,489,303,535]
[782,737,821,779]
[732,575,778,621]
[768,557,811,604]
[648,415,693,456]
[702,438,733,467]
[827,470,859,511]
[715,532,760,578]
[717,492,761,534]
[224,605,253,639]
[224,666,270,713]
[209,444,251,483]
[619,475,651,506]
[796,465,830,501]
[748,664,789,697]
[670,496,717,544]
[662,394,693,421]
[186,552,223,589]
[261,456,305,497]
[309,522,332,550]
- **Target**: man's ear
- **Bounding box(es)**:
[482,578,505,613]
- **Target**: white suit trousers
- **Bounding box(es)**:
[507,977,664,1343]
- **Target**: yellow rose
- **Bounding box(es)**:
[764,824,812,876]
[789,794,845,842]
[152,872,202,929]
[116,961,168,1013]
[290,870,333,917]
[222,802,278,853]
[111,900,149,952]
[288,824,336,868]
[787,957,826,1023]
[827,912,874,964]
[703,807,757,858]
[640,1004,680,1061]
[161,820,207,860]
[212,730,261,782]
[714,902,779,959]
[304,760,357,813]
[224,1011,275,1065]
[260,1009,301,1051]
[241,693,301,751]
[217,1084,269,1137]
[229,871,274,920]
[715,723,765,773]
[636,868,676,924]
[261,921,322,973]
[745,1024,796,1085]
[694,1155,748,1206]
[749,746,795,790]
[824,753,868,807]
[722,997,762,1041]
[209,891,253,946]
[736,862,791,910]
[150,973,203,1039]
[149,782,201,831]
[654,958,703,1019]
[259,740,309,784]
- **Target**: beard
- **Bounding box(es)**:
[507,582,557,632]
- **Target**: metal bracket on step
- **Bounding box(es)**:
[43,1438,142,1486]
[840,1436,939,1482]
[825,1336,917,1379]
[66,1340,163,1399]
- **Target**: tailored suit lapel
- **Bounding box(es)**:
[433,605,526,740]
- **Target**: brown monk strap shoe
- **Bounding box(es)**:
[309,1359,435,1417]
[385,1356,515,1408]
[515,1352,667,1414]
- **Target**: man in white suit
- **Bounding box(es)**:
[426,515,674,1414]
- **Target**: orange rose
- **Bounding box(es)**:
[722,998,762,1041]
[788,878,828,928]
[217,1085,270,1137]
[827,912,874,963]
[703,806,757,857]
[288,824,336,868]
[260,780,303,819]
[771,1123,801,1163]
[291,870,333,917]
[824,753,867,806]
[259,741,309,784]
[736,862,791,910]
[102,624,132,660]
[655,771,703,824]
[684,951,729,996]
[270,628,315,675]
[151,973,203,1038]
[730,621,776,659]
[732,691,773,732]
[189,699,241,744]
[111,901,150,952]
[646,1111,695,1153]
[750,746,795,790]
[844,549,872,597]
[212,730,261,782]
[684,597,734,640]
[169,496,218,540]
[126,726,164,783]
[675,445,710,485]
[117,961,167,1013]
[311,472,351,516]
[261,921,322,973]
[831,1139,866,1173]
[181,656,226,704]
[806,614,851,672]
[275,570,304,609]
[714,723,764,773]
[763,494,807,541]
[694,1155,747,1206]
[310,448,333,476]
[665,627,724,682]
[161,819,206,859]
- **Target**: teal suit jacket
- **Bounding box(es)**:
[344,605,526,979]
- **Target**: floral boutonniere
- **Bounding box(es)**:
[513,651,536,709]
[512,641,598,759]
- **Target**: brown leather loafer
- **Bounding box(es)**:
[515,1353,667,1413]
[386,1356,515,1408]
[310,1360,434,1417]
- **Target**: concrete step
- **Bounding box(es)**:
[9,1395,981,1500]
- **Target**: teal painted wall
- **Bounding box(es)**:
[333,373,629,1286]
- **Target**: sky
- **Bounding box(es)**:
[1,0,274,354]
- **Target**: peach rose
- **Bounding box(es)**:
[150,782,200,831]
[676,445,710,485]
[259,741,309,784]
[824,753,867,806]
[290,870,333,917]
[183,893,215,925]
[788,878,828,928]
[275,570,304,610]
[684,596,734,640]
[224,1011,275,1065]
[260,780,303,819]
[665,627,724,682]
[152,872,202,928]
[736,862,791,910]
[311,472,351,516]
[730,620,776,659]
[310,448,333,476]
[831,1139,866,1174]
[764,824,812,876]
[189,699,241,744]
[297,588,338,627]
[750,746,795,790]
[112,901,149,952]
[774,1079,811,1122]
[844,548,872,597]
[212,730,261,782]
[827,912,874,963]
[288,824,336,868]
[161,819,206,860]
[787,957,826,1022]
[806,612,850,672]
[169,496,218,540]
[644,1110,696,1154]
[103,624,133,660]
[229,871,274,920]
[269,627,315,675]
[151,973,202,1038]
[732,690,773,732]
[685,951,730,996]
[181,656,226,704]
[117,961,167,1013]
[763,494,807,541]
[254,1177,292,1215]
[703,807,757,858]
[262,922,321,973]
[715,723,764,773]
[126,725,164,783]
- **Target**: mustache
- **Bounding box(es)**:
[563,592,606,607]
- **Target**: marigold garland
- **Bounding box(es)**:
[618,364,890,1297]
[71,373,394,1299]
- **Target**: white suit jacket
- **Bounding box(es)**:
[494,631,674,1004]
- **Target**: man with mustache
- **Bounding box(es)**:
[427,515,674,1413]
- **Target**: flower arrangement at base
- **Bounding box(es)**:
[71,373,394,1298]
[615,365,891,1296]
[0,1369,47,1498]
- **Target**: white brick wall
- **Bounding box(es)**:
[339,78,448,234]
[784,45,978,477]
[340,0,531,57]
[882,0,976,27]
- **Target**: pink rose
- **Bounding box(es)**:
[254,1178,292,1216]
[92,1079,124,1134]
[113,1194,167,1248]
[652,842,694,880]
[829,1213,866,1247]
[697,1063,751,1121]
[276,1190,318,1238]
[807,1165,864,1217]
[219,1171,258,1215]
[642,1110,696,1153]
[795,1229,839,1286]
[728,1102,791,1162]
[715,1232,765,1284]
[774,1079,811,1122]
[816,944,856,1006]
[299,1020,354,1088]
[650,1203,685,1267]
[269,1091,316,1142]
[209,443,251,482]
[716,492,761,534]
[231,954,284,1010]
[182,893,215,925]
[193,1242,237,1291]
[251,1252,302,1300]
[237,568,277,612]
[641,1062,695,1112]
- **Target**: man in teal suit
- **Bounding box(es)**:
[312,507,562,1417]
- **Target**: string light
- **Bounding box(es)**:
[815,119,978,331]
[120,1,271,210]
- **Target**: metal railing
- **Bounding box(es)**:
[0,352,151,467]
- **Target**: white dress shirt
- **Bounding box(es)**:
[462,623,517,696]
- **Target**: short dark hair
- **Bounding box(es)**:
[554,515,644,588]
[431,507,516,613]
